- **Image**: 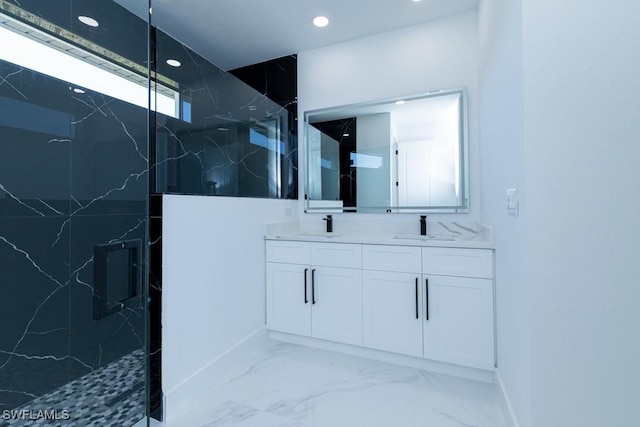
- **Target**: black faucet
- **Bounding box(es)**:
[323,215,333,233]
[420,215,427,236]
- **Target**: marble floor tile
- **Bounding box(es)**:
[154,340,507,427]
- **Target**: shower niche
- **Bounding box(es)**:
[93,239,143,321]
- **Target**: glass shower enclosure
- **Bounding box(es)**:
[0,1,151,426]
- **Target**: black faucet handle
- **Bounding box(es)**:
[323,215,333,233]
[419,215,427,236]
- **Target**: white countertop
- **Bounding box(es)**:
[265,230,494,249]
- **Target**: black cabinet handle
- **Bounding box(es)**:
[304,268,309,304]
[425,278,430,321]
[415,278,419,319]
[311,269,316,304]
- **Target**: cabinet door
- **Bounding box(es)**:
[363,271,423,357]
[310,267,363,346]
[423,275,494,370]
[266,263,311,336]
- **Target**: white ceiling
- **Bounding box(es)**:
[118,0,478,71]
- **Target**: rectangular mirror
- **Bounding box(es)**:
[305,88,469,213]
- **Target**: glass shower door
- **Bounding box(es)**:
[0,1,150,426]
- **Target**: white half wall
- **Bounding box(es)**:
[298,11,480,224]
[521,1,640,426]
[478,1,529,426]
[161,195,298,419]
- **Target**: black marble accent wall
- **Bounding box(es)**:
[152,30,298,199]
[0,2,148,425]
[230,55,298,114]
[230,55,298,199]
[148,194,163,420]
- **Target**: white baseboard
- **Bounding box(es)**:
[270,331,495,383]
[495,369,520,427]
[163,328,270,423]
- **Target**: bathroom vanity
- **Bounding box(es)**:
[265,226,495,375]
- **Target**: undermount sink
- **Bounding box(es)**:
[393,233,455,241]
[297,232,343,238]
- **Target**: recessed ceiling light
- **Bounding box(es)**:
[166,59,181,67]
[218,127,230,131]
[313,16,329,28]
[78,16,99,27]
[73,87,86,94]
[411,0,423,2]
[395,100,406,105]
[343,133,350,137]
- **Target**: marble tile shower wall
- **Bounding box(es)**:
[153,29,298,199]
[0,1,298,422]
[0,59,147,413]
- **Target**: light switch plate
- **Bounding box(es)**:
[507,188,518,216]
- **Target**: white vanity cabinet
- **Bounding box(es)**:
[361,245,494,370]
[422,248,494,370]
[266,240,363,346]
[266,238,495,372]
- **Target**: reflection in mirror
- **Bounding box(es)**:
[305,89,468,213]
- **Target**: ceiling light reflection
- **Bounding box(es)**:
[78,16,99,27]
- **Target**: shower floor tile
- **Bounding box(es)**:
[154,340,508,427]
[1,349,145,427]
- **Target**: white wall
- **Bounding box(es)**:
[298,11,480,224]
[162,195,298,417]
[481,1,640,425]
[521,1,640,426]
[356,113,391,208]
[478,1,530,426]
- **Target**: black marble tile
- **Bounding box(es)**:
[0,64,72,218]
[155,28,207,95]
[230,54,298,116]
[0,2,148,422]
[0,65,149,219]
[152,29,297,199]
[149,193,163,217]
[1,3,298,422]
[148,212,163,419]
[0,216,70,411]
[69,92,148,217]
[229,55,299,200]
[67,214,146,381]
